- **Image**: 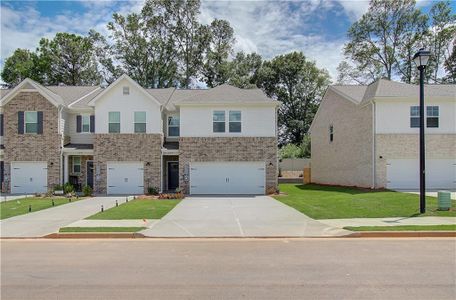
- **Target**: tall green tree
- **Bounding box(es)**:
[227,52,263,88]
[257,52,330,145]
[443,39,456,83]
[38,32,102,85]
[1,49,46,87]
[201,19,235,88]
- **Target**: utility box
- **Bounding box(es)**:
[438,191,451,211]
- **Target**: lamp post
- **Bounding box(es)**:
[412,48,431,214]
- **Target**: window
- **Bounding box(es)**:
[25,111,38,133]
[329,125,334,143]
[213,111,225,133]
[134,111,146,133]
[410,106,420,128]
[229,111,242,133]
[82,115,91,133]
[168,116,180,137]
[123,86,129,95]
[426,106,439,128]
[108,112,120,133]
[73,156,81,173]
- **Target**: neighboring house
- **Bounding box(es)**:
[0,75,279,195]
[310,79,456,191]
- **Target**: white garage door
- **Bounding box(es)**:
[11,161,48,194]
[190,161,265,195]
[107,162,144,195]
[387,159,456,190]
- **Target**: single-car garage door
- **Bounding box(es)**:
[386,159,455,190]
[107,162,144,195]
[190,161,265,195]
[11,161,48,194]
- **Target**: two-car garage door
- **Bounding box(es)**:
[387,159,455,190]
[11,162,48,194]
[190,161,265,195]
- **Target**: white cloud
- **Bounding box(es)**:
[332,0,369,20]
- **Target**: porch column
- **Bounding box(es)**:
[63,154,69,184]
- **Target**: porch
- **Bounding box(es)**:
[63,144,94,192]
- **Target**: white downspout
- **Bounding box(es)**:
[371,101,376,189]
[58,106,64,185]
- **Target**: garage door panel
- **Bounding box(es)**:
[387,159,455,190]
[107,162,144,195]
[11,162,48,194]
[190,162,265,195]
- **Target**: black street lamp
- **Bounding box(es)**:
[412,48,431,214]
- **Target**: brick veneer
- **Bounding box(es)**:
[179,137,278,194]
[93,134,162,194]
[3,91,61,192]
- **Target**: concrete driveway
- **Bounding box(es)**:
[0,197,121,238]
[141,196,350,237]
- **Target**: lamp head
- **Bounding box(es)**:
[413,48,431,69]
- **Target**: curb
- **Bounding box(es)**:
[346,231,456,238]
[43,232,145,239]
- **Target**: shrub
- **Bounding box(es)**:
[82,185,93,197]
[63,182,74,194]
[53,184,63,191]
[147,186,159,195]
[158,192,184,199]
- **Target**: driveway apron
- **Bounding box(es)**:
[141,196,350,237]
[1,197,121,238]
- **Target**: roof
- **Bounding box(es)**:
[332,79,456,106]
[64,143,94,150]
[1,77,276,110]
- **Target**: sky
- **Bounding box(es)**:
[0,0,454,81]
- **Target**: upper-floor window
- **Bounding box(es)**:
[229,111,242,133]
[108,112,120,133]
[73,156,81,173]
[329,124,334,143]
[410,106,420,128]
[168,116,180,137]
[82,115,91,133]
[426,106,439,128]
[25,111,38,134]
[213,111,225,133]
[134,111,146,133]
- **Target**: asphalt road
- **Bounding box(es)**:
[1,238,455,300]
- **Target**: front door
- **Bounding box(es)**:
[168,162,179,191]
[86,161,94,189]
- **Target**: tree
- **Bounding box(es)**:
[426,1,456,83]
[341,0,427,83]
[1,49,45,87]
[227,52,263,88]
[443,39,456,83]
[257,52,331,145]
[38,32,102,85]
[201,19,235,88]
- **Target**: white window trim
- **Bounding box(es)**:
[72,156,81,173]
[24,111,38,134]
[410,105,440,128]
[167,115,180,137]
[426,105,439,128]
[81,114,91,134]
[228,110,242,133]
[134,111,147,133]
[108,111,121,133]
[212,110,226,133]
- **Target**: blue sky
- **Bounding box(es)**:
[1,0,454,80]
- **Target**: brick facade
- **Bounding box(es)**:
[3,91,61,192]
[179,137,278,194]
[93,134,162,194]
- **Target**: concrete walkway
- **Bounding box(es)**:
[63,219,158,228]
[405,191,456,200]
[319,216,456,228]
[141,196,351,237]
[0,197,122,237]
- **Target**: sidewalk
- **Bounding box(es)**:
[63,219,158,228]
[319,216,456,228]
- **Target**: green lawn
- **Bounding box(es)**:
[274,184,456,219]
[1,197,78,219]
[59,227,146,233]
[345,225,456,231]
[86,199,181,220]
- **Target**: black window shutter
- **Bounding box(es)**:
[90,115,95,133]
[37,111,43,134]
[0,161,3,184]
[76,115,82,133]
[18,111,24,134]
[0,114,3,136]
